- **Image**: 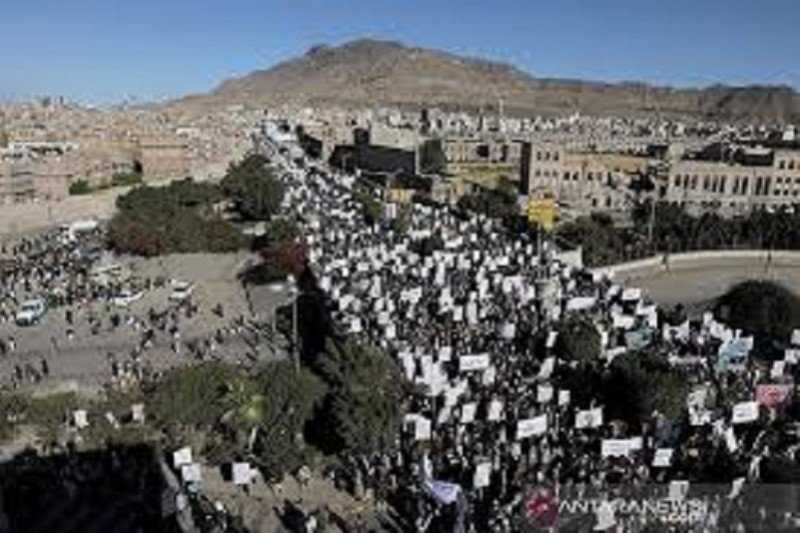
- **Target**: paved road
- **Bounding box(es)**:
[614,256,800,310]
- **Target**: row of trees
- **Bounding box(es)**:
[108,154,288,257]
[559,202,800,267]
[108,179,244,256]
[146,336,408,480]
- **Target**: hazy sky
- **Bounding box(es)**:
[2,0,799,103]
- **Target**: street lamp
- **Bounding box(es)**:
[286,274,300,373]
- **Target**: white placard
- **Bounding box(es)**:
[181,463,203,483]
[621,288,642,301]
[473,461,492,489]
[668,480,690,501]
[601,439,631,458]
[537,384,554,403]
[538,357,555,380]
[173,447,193,468]
[516,415,548,439]
[438,346,452,362]
[732,401,759,424]
[652,448,673,467]
[461,402,477,424]
[771,360,786,379]
[546,331,558,349]
[459,354,491,372]
[105,412,120,429]
[131,403,145,423]
[74,410,89,429]
[785,349,799,364]
[232,462,253,485]
[575,407,603,429]
[558,390,571,406]
[487,400,504,422]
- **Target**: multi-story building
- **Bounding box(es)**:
[443,138,525,170]
[519,142,651,211]
[665,147,800,214]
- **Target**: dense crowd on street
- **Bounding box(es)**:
[0,227,277,390]
[272,148,800,531]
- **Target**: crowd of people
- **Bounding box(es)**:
[0,227,279,391]
[271,146,800,532]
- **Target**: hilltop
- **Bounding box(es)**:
[172,39,800,123]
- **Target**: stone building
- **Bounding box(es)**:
[443,138,524,171]
[135,136,189,181]
[519,142,650,211]
[665,147,800,214]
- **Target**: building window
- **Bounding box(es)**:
[703,176,710,191]
[742,177,749,195]
[563,172,570,180]
[587,172,594,181]
[691,176,698,189]
[553,152,560,161]
[573,172,579,181]
[674,176,681,187]
[536,152,542,161]
[790,161,795,170]
[779,161,786,169]
[764,177,772,195]
[720,176,727,194]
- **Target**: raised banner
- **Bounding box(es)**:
[537,384,554,403]
[652,448,674,467]
[755,384,793,408]
[732,401,759,424]
[473,462,492,489]
[459,354,491,372]
[601,439,631,458]
[575,407,603,429]
[516,415,548,439]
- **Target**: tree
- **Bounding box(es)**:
[603,352,689,427]
[146,362,236,433]
[419,139,448,174]
[246,362,326,480]
[109,180,242,256]
[554,315,602,364]
[68,179,92,195]
[241,240,308,285]
[221,154,285,220]
[716,280,800,342]
[353,188,383,225]
[315,339,409,454]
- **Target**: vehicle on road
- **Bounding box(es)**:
[16,298,47,326]
[112,289,144,307]
[169,281,195,301]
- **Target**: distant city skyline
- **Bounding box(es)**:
[2,0,799,104]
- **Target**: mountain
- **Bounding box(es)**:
[173,39,800,123]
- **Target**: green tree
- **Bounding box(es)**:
[225,361,326,480]
[316,339,409,454]
[221,154,285,220]
[68,179,92,195]
[603,351,689,427]
[147,362,236,433]
[419,139,448,174]
[554,315,602,364]
[716,280,800,342]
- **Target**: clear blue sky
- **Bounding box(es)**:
[2,0,799,103]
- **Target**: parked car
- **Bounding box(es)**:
[16,298,47,326]
[169,281,195,301]
[112,290,144,307]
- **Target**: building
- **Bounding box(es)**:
[135,136,189,181]
[519,142,651,211]
[665,146,800,214]
[443,138,524,170]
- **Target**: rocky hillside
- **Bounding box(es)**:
[174,39,800,123]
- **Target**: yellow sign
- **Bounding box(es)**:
[527,198,556,231]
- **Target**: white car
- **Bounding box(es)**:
[112,290,144,307]
[16,298,47,326]
[169,281,195,301]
